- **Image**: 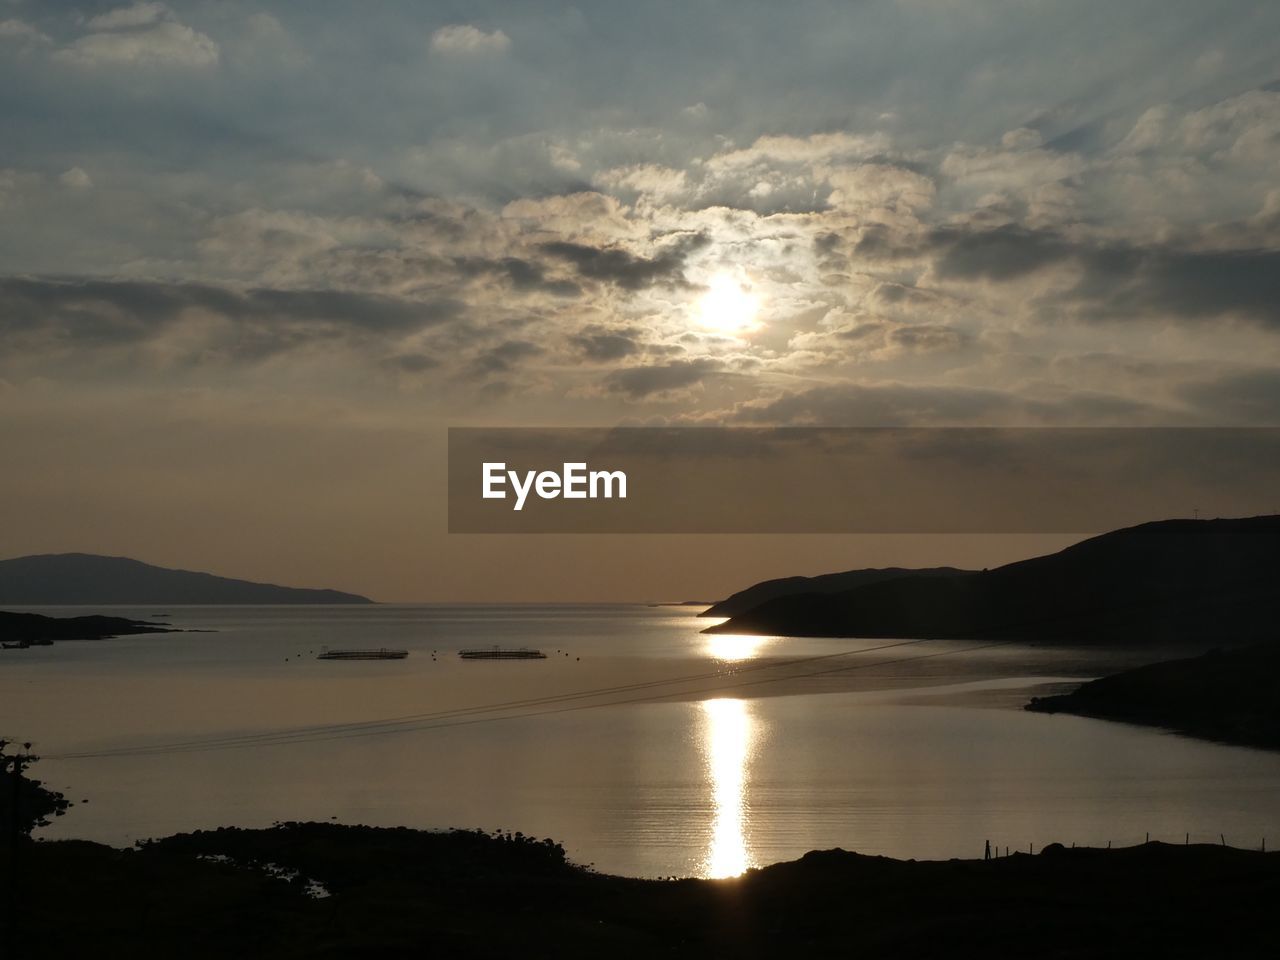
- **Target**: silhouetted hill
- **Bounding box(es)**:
[0,554,372,604]
[1028,645,1280,750]
[707,516,1280,645]
[702,567,975,618]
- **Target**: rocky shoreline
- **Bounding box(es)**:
[1027,645,1280,752]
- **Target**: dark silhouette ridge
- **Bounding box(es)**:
[1028,645,1280,750]
[0,610,176,646]
[701,566,975,619]
[0,553,372,605]
[0,743,70,835]
[706,516,1280,645]
[8,823,1277,958]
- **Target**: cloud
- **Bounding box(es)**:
[59,167,92,189]
[468,339,542,378]
[0,19,50,44]
[233,11,309,70]
[55,4,219,68]
[540,236,704,291]
[887,324,971,353]
[452,256,580,297]
[729,381,1155,426]
[824,163,935,213]
[1143,89,1280,164]
[0,277,465,362]
[730,382,1013,425]
[928,225,1280,326]
[5,8,1280,434]
[86,2,169,31]
[595,164,689,202]
[929,225,1073,280]
[386,352,438,373]
[429,24,511,56]
[706,132,891,174]
[1178,368,1280,424]
[940,138,1086,194]
[570,325,642,362]
[602,358,721,398]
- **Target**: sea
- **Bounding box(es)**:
[3,603,1280,878]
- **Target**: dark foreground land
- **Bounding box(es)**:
[4,823,1278,959]
[1028,645,1280,751]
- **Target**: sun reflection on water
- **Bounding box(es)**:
[699,697,760,878]
[705,632,773,662]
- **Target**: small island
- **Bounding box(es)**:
[0,610,178,648]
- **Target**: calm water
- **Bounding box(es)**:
[3,604,1280,878]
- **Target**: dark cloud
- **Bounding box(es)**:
[570,325,642,362]
[468,339,543,378]
[850,223,919,260]
[733,383,1015,425]
[452,257,580,297]
[836,322,889,341]
[602,358,721,398]
[1179,369,1280,424]
[929,227,1280,327]
[813,233,842,256]
[386,352,439,373]
[540,234,707,291]
[730,382,1156,426]
[0,277,466,356]
[246,287,462,330]
[1075,247,1280,326]
[888,324,971,352]
[931,226,1074,281]
[871,281,936,307]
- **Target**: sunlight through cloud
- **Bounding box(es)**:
[695,270,761,336]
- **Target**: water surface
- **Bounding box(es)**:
[3,604,1278,877]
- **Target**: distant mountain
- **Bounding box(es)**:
[701,567,975,619]
[706,516,1280,645]
[0,554,373,605]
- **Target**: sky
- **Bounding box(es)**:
[2,1,1279,600]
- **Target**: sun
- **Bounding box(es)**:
[696,271,761,335]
